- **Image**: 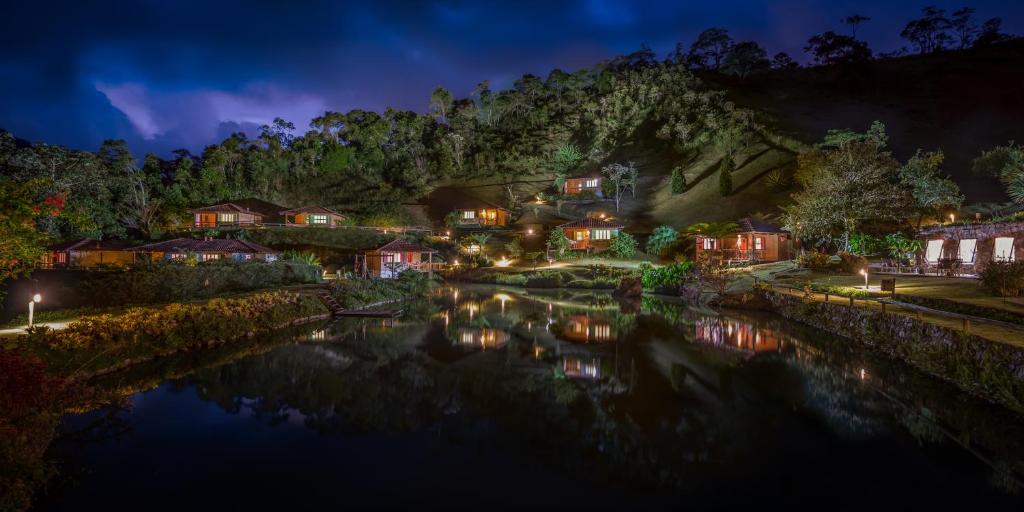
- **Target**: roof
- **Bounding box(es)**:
[372,239,438,253]
[131,238,279,254]
[188,202,264,215]
[188,198,289,223]
[279,205,346,217]
[738,217,786,234]
[557,218,625,229]
[49,238,130,252]
[566,169,603,180]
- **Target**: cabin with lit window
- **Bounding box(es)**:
[917,220,1022,275]
[452,205,511,228]
[40,238,135,269]
[356,239,440,279]
[280,206,347,227]
[131,238,279,263]
[561,315,613,343]
[693,218,793,264]
[563,171,603,197]
[189,198,287,228]
[557,218,625,252]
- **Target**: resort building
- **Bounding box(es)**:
[693,218,794,264]
[132,238,279,262]
[40,238,135,269]
[280,206,347,227]
[556,218,625,251]
[355,239,441,279]
[189,198,287,228]
[917,220,1022,275]
[562,171,603,197]
[451,203,511,228]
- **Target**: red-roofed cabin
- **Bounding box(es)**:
[357,240,441,279]
[190,203,264,228]
[280,206,347,227]
[563,172,603,197]
[557,218,625,251]
[453,206,510,227]
[40,238,135,269]
[693,218,794,264]
[132,238,279,263]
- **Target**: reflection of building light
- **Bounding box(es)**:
[495,257,511,267]
[527,229,534,235]
[594,324,611,341]
[860,368,867,381]
[533,346,544,359]
[562,357,601,379]
[310,329,326,341]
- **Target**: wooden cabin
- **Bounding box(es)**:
[556,218,625,252]
[280,206,347,227]
[563,171,603,197]
[40,238,135,269]
[693,218,793,264]
[452,206,511,227]
[189,198,287,228]
[562,314,613,343]
[917,220,1022,274]
[132,238,279,262]
[694,318,783,354]
[356,239,440,279]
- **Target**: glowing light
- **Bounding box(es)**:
[949,213,955,223]
[32,294,42,303]
[495,257,511,267]
[599,213,606,219]
[527,228,534,235]
[453,259,460,266]
[860,269,868,289]
[860,368,867,380]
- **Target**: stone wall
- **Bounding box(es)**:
[918,221,1024,272]
[759,289,1024,413]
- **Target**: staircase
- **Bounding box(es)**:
[309,286,343,316]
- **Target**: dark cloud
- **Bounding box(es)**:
[1,0,1021,156]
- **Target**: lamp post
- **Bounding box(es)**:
[949,213,955,224]
[28,293,42,328]
[860,269,868,290]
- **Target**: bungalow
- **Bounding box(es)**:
[693,218,794,264]
[452,204,511,228]
[132,238,279,262]
[562,314,612,343]
[356,239,440,279]
[280,206,347,227]
[557,218,625,251]
[190,198,287,228]
[563,171,603,197]
[917,220,1022,274]
[40,238,135,269]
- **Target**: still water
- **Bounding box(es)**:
[37,285,1024,510]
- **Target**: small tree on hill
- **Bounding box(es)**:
[687,28,733,70]
[804,31,872,66]
[841,14,871,39]
[771,52,798,70]
[901,6,953,54]
[547,229,572,258]
[722,41,770,78]
[670,166,686,194]
[718,157,734,196]
[602,162,639,212]
[609,232,638,258]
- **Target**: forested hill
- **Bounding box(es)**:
[1,38,1021,241]
[716,38,1024,202]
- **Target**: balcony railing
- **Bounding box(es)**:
[194,220,262,228]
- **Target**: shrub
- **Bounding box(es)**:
[525,270,565,288]
[718,157,734,196]
[547,229,572,258]
[608,232,638,258]
[979,261,1024,297]
[764,169,790,191]
[798,252,832,270]
[670,166,686,194]
[641,262,695,291]
[805,283,873,299]
[646,225,679,257]
[849,233,885,256]
[838,252,868,273]
[494,273,528,286]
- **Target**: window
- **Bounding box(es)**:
[958,239,977,263]
[585,179,599,188]
[592,229,613,240]
[169,253,187,261]
[462,210,475,219]
[309,214,328,225]
[925,239,944,263]
[593,325,611,340]
[574,230,585,241]
[702,238,717,250]
[754,237,764,250]
[201,253,221,262]
[994,237,1015,261]
[217,213,237,223]
[487,210,496,220]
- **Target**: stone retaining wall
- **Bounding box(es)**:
[760,289,1024,413]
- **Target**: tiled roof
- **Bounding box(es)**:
[738,217,786,233]
[567,170,603,180]
[374,239,438,253]
[49,238,130,252]
[188,202,262,215]
[131,238,278,254]
[557,218,625,229]
[279,205,346,217]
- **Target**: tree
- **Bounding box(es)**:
[687,28,733,70]
[950,8,979,49]
[646,225,679,256]
[670,166,686,194]
[898,150,964,225]
[901,6,953,54]
[429,87,453,123]
[770,52,798,70]
[552,144,583,189]
[721,41,770,78]
[821,120,889,149]
[0,180,58,286]
[602,162,638,212]
[547,228,571,258]
[782,140,911,251]
[974,18,1012,47]
[972,143,1024,204]
[804,31,872,66]
[841,14,871,39]
[718,157,733,196]
[608,232,638,258]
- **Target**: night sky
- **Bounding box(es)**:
[2,0,1021,156]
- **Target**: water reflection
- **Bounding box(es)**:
[40,284,1024,510]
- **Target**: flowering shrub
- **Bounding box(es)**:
[798,251,832,270]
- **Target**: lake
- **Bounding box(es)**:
[35,285,1024,510]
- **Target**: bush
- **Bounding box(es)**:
[494,273,529,286]
[805,283,873,299]
[798,252,832,270]
[838,252,868,273]
[764,169,790,191]
[718,157,734,196]
[525,270,566,288]
[641,262,695,291]
[548,229,572,259]
[670,166,686,194]
[979,261,1024,297]
[608,232,638,258]
[646,225,679,257]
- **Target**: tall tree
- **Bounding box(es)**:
[721,41,770,78]
[974,18,1012,47]
[949,8,979,49]
[804,31,872,66]
[429,87,454,124]
[770,52,798,70]
[841,14,871,39]
[687,28,733,70]
[602,162,638,212]
[901,6,953,54]
[898,150,964,226]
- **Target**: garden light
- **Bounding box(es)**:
[860,269,868,290]
[28,293,42,328]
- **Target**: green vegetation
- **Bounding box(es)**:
[640,262,695,291]
[645,226,679,257]
[973,142,1024,204]
[670,166,686,194]
[718,157,733,196]
[245,227,387,251]
[329,270,434,309]
[608,232,638,258]
[979,261,1024,297]
[0,180,60,293]
[547,229,571,258]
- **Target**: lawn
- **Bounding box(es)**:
[798,274,1024,315]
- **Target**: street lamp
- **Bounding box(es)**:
[28,293,42,328]
[949,213,955,224]
[859,269,868,290]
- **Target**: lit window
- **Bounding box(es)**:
[462,210,475,219]
[217,213,237,223]
[585,179,599,188]
[594,325,611,340]
[994,237,1015,261]
[592,229,612,240]
[958,239,977,263]
[169,253,187,260]
[309,214,328,225]
[574,230,585,241]
[702,238,717,250]
[925,239,943,263]
[201,253,221,261]
[487,210,496,220]
[754,237,763,250]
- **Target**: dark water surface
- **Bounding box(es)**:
[36,285,1024,510]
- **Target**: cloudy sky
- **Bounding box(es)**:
[2,0,1020,156]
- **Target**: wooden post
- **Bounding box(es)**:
[849,296,854,307]
[427,251,433,279]
[824,293,829,303]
